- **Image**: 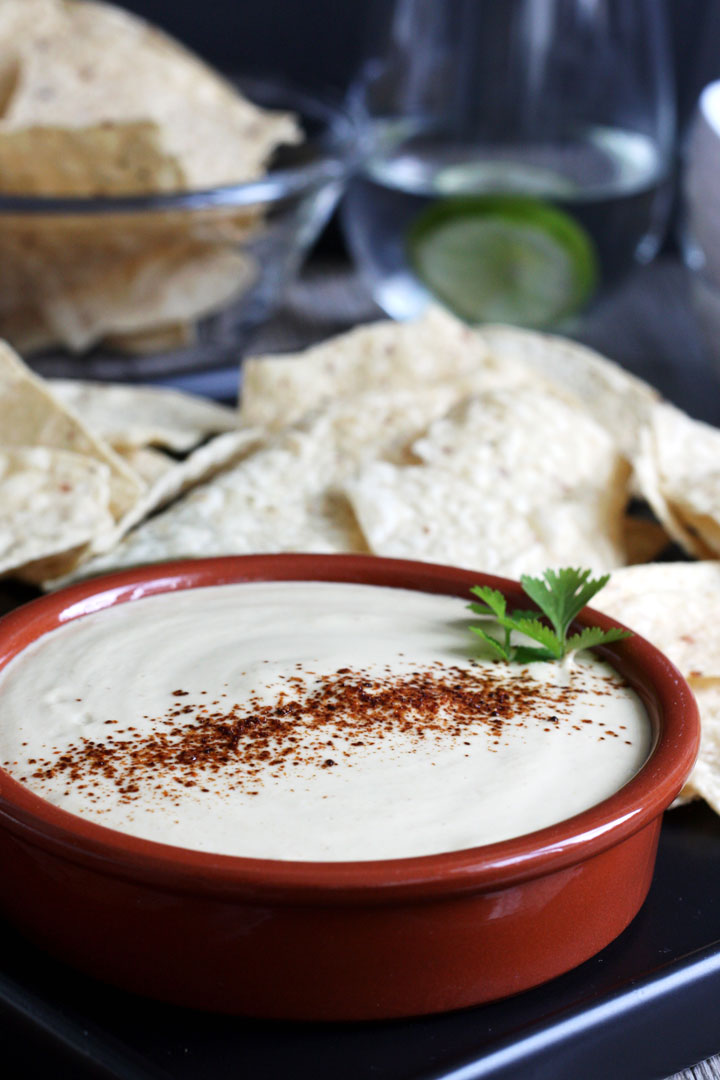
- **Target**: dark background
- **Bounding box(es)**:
[117,0,720,131]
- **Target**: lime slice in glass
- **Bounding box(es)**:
[407,195,598,327]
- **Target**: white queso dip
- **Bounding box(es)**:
[0,581,651,861]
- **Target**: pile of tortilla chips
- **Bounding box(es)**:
[0,0,300,354]
[0,341,261,581]
[596,563,720,811]
[3,305,720,815]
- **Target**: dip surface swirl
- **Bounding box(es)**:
[0,581,651,861]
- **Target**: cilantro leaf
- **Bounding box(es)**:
[468,588,515,657]
[469,625,513,660]
[468,586,507,619]
[564,625,632,655]
[468,567,631,664]
[520,568,610,641]
[510,609,544,623]
[509,617,564,658]
[513,645,558,664]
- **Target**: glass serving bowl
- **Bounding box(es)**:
[2,80,356,381]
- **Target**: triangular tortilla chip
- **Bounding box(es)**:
[0,340,142,517]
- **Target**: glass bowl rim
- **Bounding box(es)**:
[0,77,358,215]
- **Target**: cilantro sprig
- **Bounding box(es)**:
[468,568,631,663]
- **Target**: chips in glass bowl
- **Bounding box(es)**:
[0,0,354,376]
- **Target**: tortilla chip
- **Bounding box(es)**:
[64,424,371,579]
[0,212,257,353]
[103,322,195,354]
[631,425,710,559]
[241,311,656,471]
[39,244,255,353]
[343,460,625,577]
[240,308,501,429]
[343,463,551,574]
[409,385,630,568]
[81,386,474,575]
[92,429,265,554]
[622,515,670,565]
[0,340,142,517]
[0,0,301,188]
[116,447,175,486]
[679,682,720,809]
[476,325,659,459]
[0,122,184,196]
[634,403,720,559]
[0,53,19,119]
[0,447,113,578]
[597,562,720,680]
[49,379,239,452]
[414,384,627,496]
[291,385,481,468]
[581,561,720,813]
[47,428,267,588]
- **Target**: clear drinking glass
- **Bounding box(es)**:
[342,0,675,328]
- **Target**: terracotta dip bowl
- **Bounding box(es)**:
[0,555,700,1020]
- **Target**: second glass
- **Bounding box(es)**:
[342,0,675,328]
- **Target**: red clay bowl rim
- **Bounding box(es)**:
[0,554,700,904]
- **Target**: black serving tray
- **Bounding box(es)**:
[1,802,720,1080]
